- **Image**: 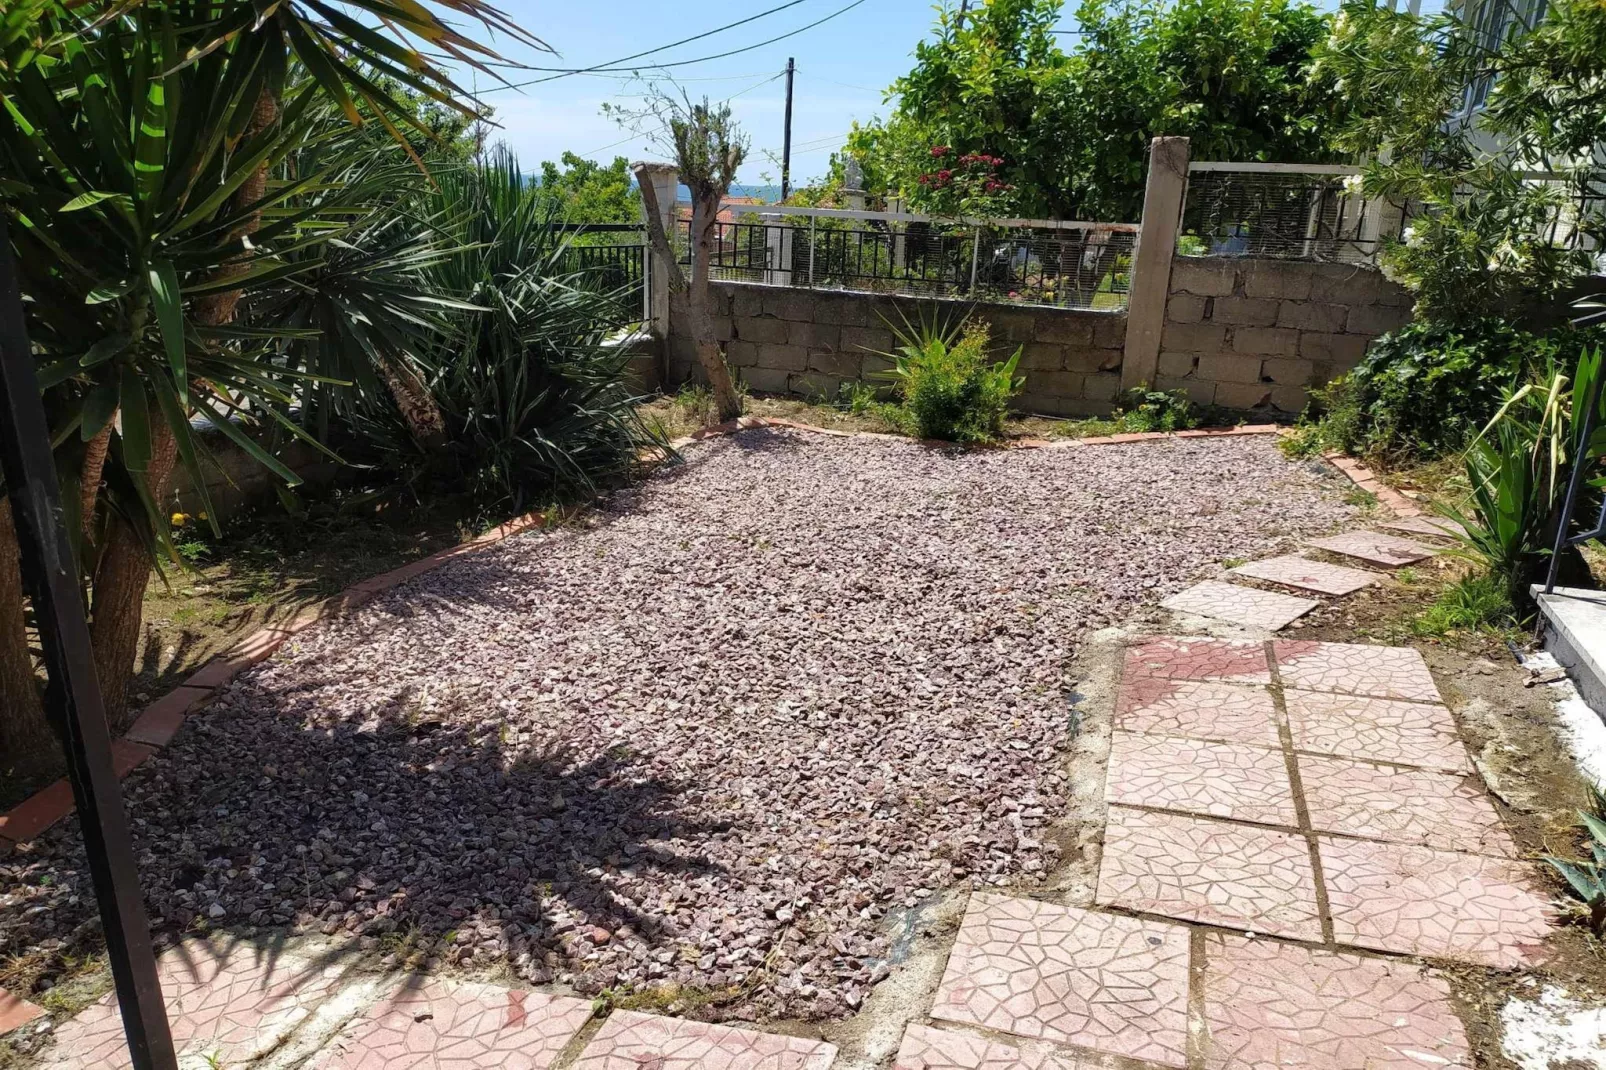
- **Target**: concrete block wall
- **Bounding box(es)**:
[668,282,1129,416]
[1155,257,1413,414]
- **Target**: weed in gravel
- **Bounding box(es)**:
[1411,571,1519,637]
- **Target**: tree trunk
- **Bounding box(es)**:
[688,196,742,421]
[80,422,111,540]
[377,355,447,450]
[0,499,52,761]
[89,421,177,725]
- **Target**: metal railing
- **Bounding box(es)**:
[548,223,648,324]
[1182,163,1387,263]
[677,205,1139,311]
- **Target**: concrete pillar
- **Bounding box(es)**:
[636,162,679,339]
[1121,137,1190,392]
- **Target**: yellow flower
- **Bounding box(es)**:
[170,512,189,527]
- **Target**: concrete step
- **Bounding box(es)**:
[1535,585,1606,713]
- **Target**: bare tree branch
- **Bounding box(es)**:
[632,165,688,295]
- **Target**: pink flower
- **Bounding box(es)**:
[930,145,950,158]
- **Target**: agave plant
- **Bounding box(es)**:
[1546,788,1606,934]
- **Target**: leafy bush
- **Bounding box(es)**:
[880,317,1023,443]
[1113,386,1199,433]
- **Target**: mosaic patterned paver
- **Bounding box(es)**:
[573,1010,837,1070]
[1228,555,1380,597]
[1096,807,1323,941]
[1273,641,1442,703]
[1123,635,1271,684]
[892,1024,1096,1070]
[316,978,593,1070]
[1106,732,1296,826]
[1114,677,1281,748]
[1306,531,1437,567]
[1200,934,1472,1069]
[932,893,1190,1067]
[1161,580,1319,631]
[40,940,345,1069]
[1298,754,1515,856]
[1380,515,1467,541]
[1285,690,1470,774]
[1320,837,1553,967]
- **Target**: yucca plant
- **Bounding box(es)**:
[1546,787,1606,934]
[875,310,1023,443]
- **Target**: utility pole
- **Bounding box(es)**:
[781,57,795,202]
[957,0,970,28]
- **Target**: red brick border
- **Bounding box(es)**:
[0,511,551,845]
[0,986,44,1037]
[671,415,1282,451]
[1320,451,1423,518]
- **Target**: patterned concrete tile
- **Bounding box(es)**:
[1380,516,1467,541]
[1114,677,1281,748]
[1306,531,1437,567]
[1273,641,1442,703]
[892,1024,1098,1070]
[1096,807,1323,941]
[1298,754,1515,856]
[0,988,43,1036]
[40,940,346,1069]
[1124,636,1270,684]
[317,977,593,1070]
[1228,555,1380,597]
[1320,837,1554,967]
[932,893,1189,1067]
[1106,732,1296,826]
[1286,690,1469,774]
[1161,580,1319,631]
[573,1010,836,1070]
[1200,934,1472,1069]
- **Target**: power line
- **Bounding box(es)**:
[485,0,871,90]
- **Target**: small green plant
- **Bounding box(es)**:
[1343,487,1379,509]
[877,314,1023,444]
[1409,571,1516,637]
[835,381,881,415]
[1545,787,1606,934]
[1112,386,1198,433]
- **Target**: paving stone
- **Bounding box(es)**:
[1096,807,1323,941]
[1298,754,1515,855]
[1200,934,1472,1069]
[1273,641,1442,703]
[0,987,43,1036]
[1106,732,1296,826]
[1285,690,1469,774]
[574,1010,836,1070]
[892,1024,1099,1070]
[1124,635,1271,684]
[40,940,346,1069]
[1320,837,1554,967]
[1228,555,1380,596]
[1379,516,1467,541]
[1114,677,1281,748]
[317,978,591,1070]
[932,893,1189,1067]
[1161,580,1319,631]
[1306,531,1437,567]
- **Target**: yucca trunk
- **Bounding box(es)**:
[379,355,448,449]
[0,500,51,760]
[80,423,111,538]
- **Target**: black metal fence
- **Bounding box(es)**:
[548,223,647,322]
[1182,167,1381,262]
[677,215,1136,311]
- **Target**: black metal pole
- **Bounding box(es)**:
[780,58,795,203]
[0,219,177,1069]
[1543,361,1606,596]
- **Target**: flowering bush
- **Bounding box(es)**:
[913,148,1018,218]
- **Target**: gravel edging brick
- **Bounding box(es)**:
[1320,452,1423,518]
[0,510,551,844]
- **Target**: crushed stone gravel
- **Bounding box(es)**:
[0,429,1356,1021]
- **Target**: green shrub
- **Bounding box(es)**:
[1410,571,1516,636]
[881,317,1023,443]
[1113,386,1198,433]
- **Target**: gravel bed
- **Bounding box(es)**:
[1,429,1355,1020]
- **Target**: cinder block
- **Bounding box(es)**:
[788,372,843,400]
[1169,257,1237,296]
[986,309,1039,343]
[1270,384,1310,413]
[1233,327,1301,357]
[1017,393,1084,417]
[754,343,809,371]
[1028,371,1085,398]
[816,294,875,328]
[712,316,733,342]
[1211,296,1281,327]
[764,290,818,321]
[788,321,840,349]
[1021,343,1066,372]
[1093,314,1129,349]
[1307,264,1398,305]
[862,353,895,376]
[1214,382,1275,410]
[1162,323,1227,353]
[726,340,760,367]
[1158,351,1198,378]
[740,366,790,393]
[808,350,861,377]
[733,316,789,344]
[1300,331,1371,366]
[1082,374,1121,402]
[1065,347,1123,374]
[1261,357,1315,386]
[1276,301,1348,333]
[1242,261,1314,301]
[1347,303,1412,336]
[732,286,765,318]
[1156,376,1217,406]
[1167,294,1208,324]
[1034,315,1096,346]
[1197,353,1265,384]
[840,325,894,354]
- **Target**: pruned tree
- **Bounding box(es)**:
[632,97,747,422]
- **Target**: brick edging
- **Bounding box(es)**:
[1320,451,1423,518]
[671,415,1283,451]
[0,511,552,849]
[0,986,44,1037]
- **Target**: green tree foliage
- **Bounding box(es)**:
[847,0,1347,220]
[535,153,642,223]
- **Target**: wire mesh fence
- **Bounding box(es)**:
[677,209,1137,311]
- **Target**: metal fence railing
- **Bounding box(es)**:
[677,205,1139,311]
[548,223,648,324]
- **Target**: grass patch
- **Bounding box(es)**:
[1410,570,1519,638]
